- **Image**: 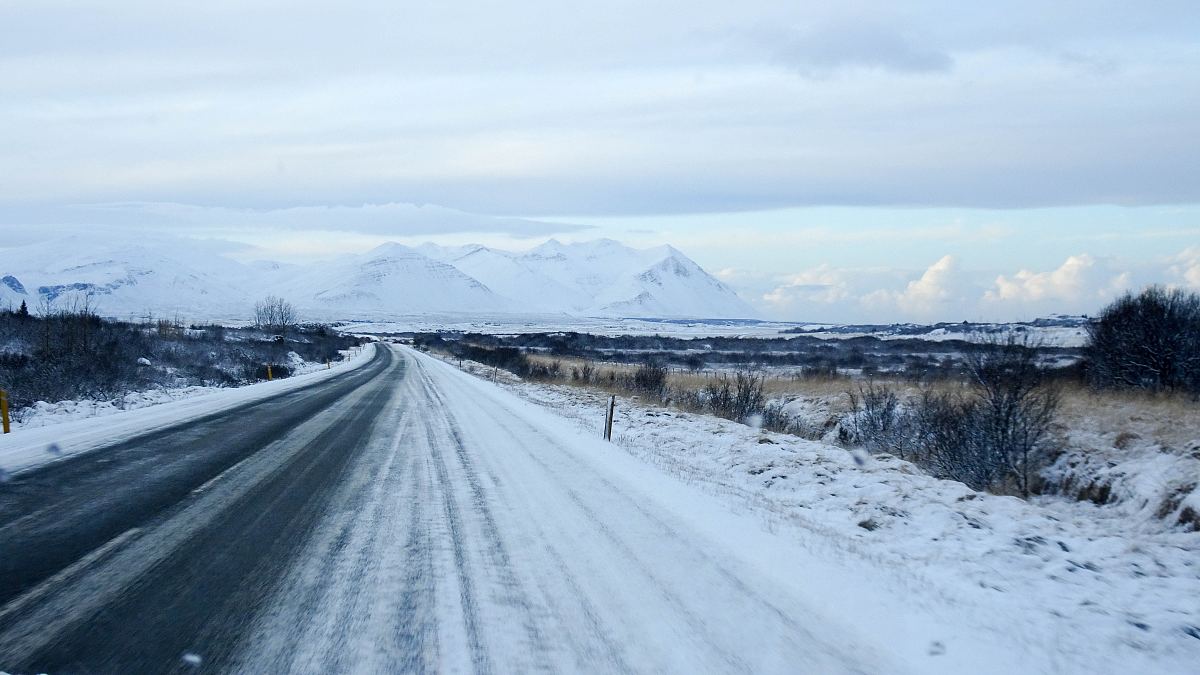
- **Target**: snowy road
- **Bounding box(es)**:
[0,345,898,674]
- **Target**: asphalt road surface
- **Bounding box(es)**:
[0,345,887,674]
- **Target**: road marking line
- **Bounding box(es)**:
[0,527,142,625]
[191,453,259,496]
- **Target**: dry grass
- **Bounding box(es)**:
[528,353,915,415]
[526,353,1199,452]
[1052,382,1200,452]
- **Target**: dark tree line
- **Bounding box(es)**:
[410,330,1081,381]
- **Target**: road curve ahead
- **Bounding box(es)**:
[0,345,892,674]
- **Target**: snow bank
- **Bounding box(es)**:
[0,344,376,477]
[1045,437,1200,532]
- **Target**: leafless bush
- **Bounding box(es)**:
[691,369,766,423]
[965,332,1061,496]
[703,375,733,416]
[631,361,668,397]
[847,383,910,458]
[732,370,766,422]
[847,333,1060,496]
[572,361,596,383]
[908,391,994,488]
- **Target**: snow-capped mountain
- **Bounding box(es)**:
[420,239,756,318]
[0,236,757,321]
[269,243,515,315]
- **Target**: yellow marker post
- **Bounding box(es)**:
[1,389,10,434]
[266,364,273,381]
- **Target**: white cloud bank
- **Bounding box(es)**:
[754,248,1200,323]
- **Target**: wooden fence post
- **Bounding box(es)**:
[603,395,615,441]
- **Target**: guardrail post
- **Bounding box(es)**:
[1,389,10,434]
[603,395,615,441]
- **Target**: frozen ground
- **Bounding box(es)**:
[0,344,375,477]
[438,353,1200,674]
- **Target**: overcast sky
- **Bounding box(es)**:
[2,1,1198,322]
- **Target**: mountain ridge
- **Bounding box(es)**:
[0,236,759,321]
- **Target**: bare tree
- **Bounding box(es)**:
[253,296,298,331]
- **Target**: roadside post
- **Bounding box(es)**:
[266,364,273,381]
[603,395,615,441]
[0,389,9,434]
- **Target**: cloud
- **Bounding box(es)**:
[1168,247,1200,289]
[748,248,1200,323]
[2,3,1199,215]
[984,254,1130,307]
[761,264,854,310]
[0,201,589,240]
[860,255,978,319]
[759,21,953,75]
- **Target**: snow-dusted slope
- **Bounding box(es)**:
[271,243,514,315]
[0,236,755,321]
[422,239,759,318]
[426,244,591,313]
[0,237,255,319]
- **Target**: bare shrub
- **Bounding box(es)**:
[847,383,909,458]
[703,375,734,417]
[965,332,1061,497]
[572,361,596,383]
[909,391,995,489]
[631,361,668,397]
[847,333,1060,497]
[732,370,766,422]
[690,369,767,423]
